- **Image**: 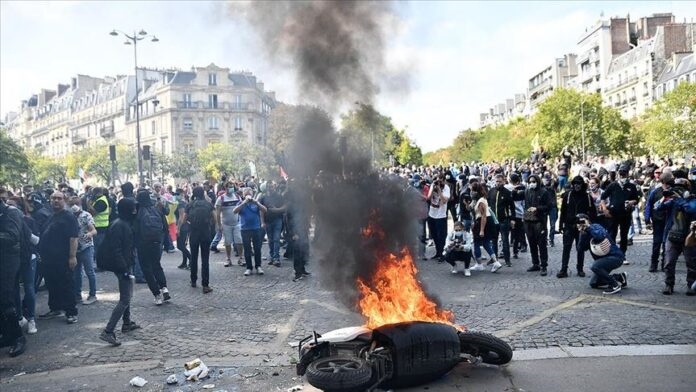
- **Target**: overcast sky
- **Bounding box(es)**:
[1,1,694,152]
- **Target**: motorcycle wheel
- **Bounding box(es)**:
[305,356,373,392]
[458,331,513,365]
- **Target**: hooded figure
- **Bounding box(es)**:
[523,174,551,222]
[557,176,597,278]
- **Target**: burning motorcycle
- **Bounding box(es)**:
[296,321,512,392]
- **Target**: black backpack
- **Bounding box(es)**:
[138,206,164,243]
[187,200,212,230]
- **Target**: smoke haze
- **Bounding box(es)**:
[231,1,435,309]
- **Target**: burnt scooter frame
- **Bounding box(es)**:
[297,321,513,392]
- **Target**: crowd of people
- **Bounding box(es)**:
[396,150,696,297]
[0,175,310,352]
[1,148,695,357]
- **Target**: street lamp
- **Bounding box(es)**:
[109,28,159,187]
[580,98,586,163]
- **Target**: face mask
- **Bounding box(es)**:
[446,175,451,180]
[471,192,479,200]
[528,183,537,189]
[227,187,235,194]
[620,177,629,184]
[71,205,81,213]
[684,191,691,198]
[497,183,504,189]
[454,230,463,235]
[690,175,696,181]
[573,184,582,192]
[542,179,550,185]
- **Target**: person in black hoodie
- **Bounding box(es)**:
[523,174,553,276]
[558,176,597,278]
[488,174,514,267]
[135,190,170,305]
[98,198,140,346]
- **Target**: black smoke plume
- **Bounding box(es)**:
[232,1,433,309]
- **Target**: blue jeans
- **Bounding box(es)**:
[74,246,97,298]
[589,255,623,288]
[548,206,558,242]
[558,176,568,192]
[210,229,223,250]
[266,219,283,261]
[14,256,37,320]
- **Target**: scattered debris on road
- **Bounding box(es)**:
[166,374,178,384]
[287,385,303,392]
[129,376,148,387]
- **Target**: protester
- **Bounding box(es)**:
[233,188,268,276]
[68,196,98,305]
[443,221,474,276]
[186,186,216,293]
[134,190,170,305]
[576,214,627,295]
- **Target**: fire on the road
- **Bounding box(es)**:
[357,223,464,331]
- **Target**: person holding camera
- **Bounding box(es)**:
[653,178,696,295]
[443,221,474,276]
[575,214,627,295]
[427,175,450,260]
[233,188,268,276]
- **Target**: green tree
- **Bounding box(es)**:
[339,102,396,166]
[0,128,31,187]
[65,142,137,185]
[635,82,696,155]
[159,152,199,182]
[26,149,67,186]
[530,88,631,157]
[197,141,278,182]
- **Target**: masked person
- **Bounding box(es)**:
[174,189,191,270]
[0,195,29,356]
[134,190,170,305]
[97,198,141,346]
[558,176,596,278]
[644,172,674,272]
[523,175,552,276]
[576,214,627,295]
[215,181,243,267]
[600,165,641,264]
[233,188,268,276]
[68,196,98,305]
[443,221,474,276]
[186,187,216,293]
[488,174,514,267]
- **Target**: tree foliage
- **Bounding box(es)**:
[633,82,696,156]
[339,103,422,166]
[65,142,137,186]
[26,149,67,186]
[0,128,31,188]
[530,88,632,157]
[159,152,199,182]
[197,140,277,182]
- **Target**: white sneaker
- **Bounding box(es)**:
[464,269,471,277]
[27,319,37,334]
[244,269,252,276]
[256,267,264,275]
[19,317,28,330]
[622,260,631,265]
[491,261,503,273]
[451,268,458,274]
[470,263,485,271]
[154,294,163,306]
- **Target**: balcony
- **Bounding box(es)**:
[629,96,637,103]
[71,134,86,144]
[100,124,114,137]
[176,101,199,109]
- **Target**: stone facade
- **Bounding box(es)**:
[528,54,578,112]
[5,64,276,159]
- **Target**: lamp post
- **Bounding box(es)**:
[580,99,586,163]
[109,29,159,188]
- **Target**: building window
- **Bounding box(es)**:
[183,117,193,131]
[208,73,217,86]
[208,94,218,109]
[235,95,242,109]
[151,120,156,135]
[234,116,242,131]
[207,116,219,130]
[183,93,191,108]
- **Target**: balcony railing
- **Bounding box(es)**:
[629,96,637,102]
[71,134,86,144]
[100,124,114,137]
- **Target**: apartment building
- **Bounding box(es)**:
[5,63,276,159]
[527,54,578,111]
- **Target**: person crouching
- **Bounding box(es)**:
[575,214,627,295]
[444,221,474,276]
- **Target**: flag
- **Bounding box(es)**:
[78,168,87,183]
[279,166,289,180]
[531,133,540,153]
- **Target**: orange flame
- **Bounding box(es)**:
[357,223,462,330]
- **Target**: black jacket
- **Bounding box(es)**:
[601,180,641,217]
[487,186,514,222]
[559,190,597,229]
[97,218,135,274]
[523,176,552,222]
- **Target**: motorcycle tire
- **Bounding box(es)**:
[305,356,373,392]
[458,331,513,365]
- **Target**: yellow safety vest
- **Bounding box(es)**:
[93,195,110,228]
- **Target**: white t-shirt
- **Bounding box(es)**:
[428,184,450,219]
[474,197,491,220]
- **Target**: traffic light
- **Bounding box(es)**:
[142,145,151,160]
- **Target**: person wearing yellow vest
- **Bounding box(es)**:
[89,187,110,266]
